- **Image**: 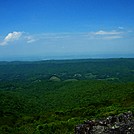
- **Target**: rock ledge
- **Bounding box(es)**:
[75,111,134,134]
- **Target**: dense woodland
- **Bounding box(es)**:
[0,58,134,133]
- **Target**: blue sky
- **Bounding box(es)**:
[0,0,134,60]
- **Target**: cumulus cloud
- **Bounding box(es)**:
[0,29,127,46]
[0,31,22,46]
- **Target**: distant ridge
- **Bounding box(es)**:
[0,53,134,61]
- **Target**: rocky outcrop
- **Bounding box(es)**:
[49,76,61,82]
[75,111,134,134]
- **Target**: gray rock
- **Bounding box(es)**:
[75,111,134,134]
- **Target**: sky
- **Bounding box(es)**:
[0,0,134,60]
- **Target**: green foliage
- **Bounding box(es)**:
[0,58,134,82]
[0,80,134,133]
[0,58,134,133]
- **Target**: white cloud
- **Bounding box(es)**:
[30,30,125,42]
[89,30,124,40]
[25,36,36,43]
[5,32,22,41]
[0,31,22,46]
[102,35,123,40]
[94,30,123,35]
[0,29,127,46]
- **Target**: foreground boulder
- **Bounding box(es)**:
[75,111,134,134]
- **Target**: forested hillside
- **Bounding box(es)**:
[0,58,134,133]
[0,58,134,82]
